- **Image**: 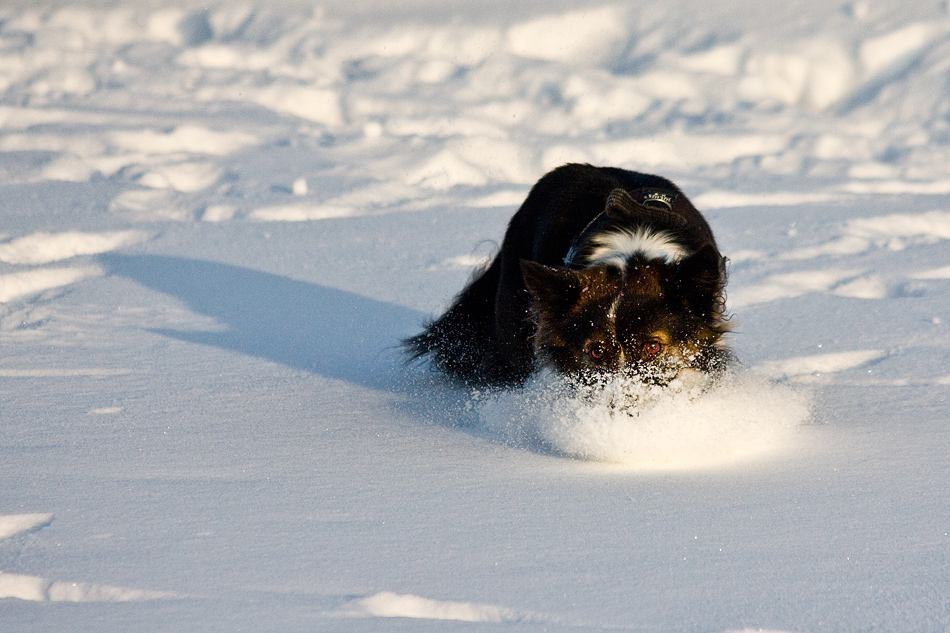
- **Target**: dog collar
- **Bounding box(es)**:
[563,188,687,267]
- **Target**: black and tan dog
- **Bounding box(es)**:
[406,163,731,387]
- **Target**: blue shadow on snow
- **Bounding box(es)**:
[101,254,424,390]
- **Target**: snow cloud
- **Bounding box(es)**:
[478,370,811,469]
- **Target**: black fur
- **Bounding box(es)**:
[405,163,730,387]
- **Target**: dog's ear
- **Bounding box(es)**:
[671,243,726,314]
[521,260,581,311]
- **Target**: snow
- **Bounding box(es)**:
[506,6,629,64]
[0,572,179,603]
[477,371,811,469]
[0,514,53,540]
[346,591,545,624]
[753,349,888,381]
[0,265,103,303]
[0,230,148,265]
[1,0,949,631]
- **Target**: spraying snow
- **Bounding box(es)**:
[477,369,811,469]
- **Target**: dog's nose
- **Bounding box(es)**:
[624,361,680,386]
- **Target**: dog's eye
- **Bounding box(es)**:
[642,340,662,356]
[588,343,606,360]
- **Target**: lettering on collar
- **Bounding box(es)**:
[642,192,674,210]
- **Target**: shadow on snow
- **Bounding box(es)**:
[101,253,536,446]
[101,253,424,391]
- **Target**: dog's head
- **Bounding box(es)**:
[522,244,731,384]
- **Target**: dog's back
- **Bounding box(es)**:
[405,163,724,386]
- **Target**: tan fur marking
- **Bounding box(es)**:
[648,331,672,345]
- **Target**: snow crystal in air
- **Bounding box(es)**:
[477,369,811,469]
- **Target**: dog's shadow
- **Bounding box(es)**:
[101,254,548,449]
[101,254,424,390]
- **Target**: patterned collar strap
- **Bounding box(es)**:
[562,187,690,266]
[604,188,687,229]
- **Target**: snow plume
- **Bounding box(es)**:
[477,370,811,469]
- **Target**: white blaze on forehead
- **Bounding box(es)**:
[587,228,689,267]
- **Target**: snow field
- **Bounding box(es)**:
[0,1,949,228]
[1,1,949,631]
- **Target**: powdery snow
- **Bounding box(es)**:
[0,266,103,303]
[349,591,534,623]
[0,572,179,603]
[0,514,53,540]
[478,370,811,469]
[0,230,148,265]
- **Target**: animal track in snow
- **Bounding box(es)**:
[0,266,103,303]
[782,210,950,261]
[729,268,868,307]
[0,230,151,304]
[729,209,950,308]
[345,591,548,624]
[0,514,179,603]
[0,513,53,539]
[753,349,887,382]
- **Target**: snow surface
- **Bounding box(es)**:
[1,0,949,631]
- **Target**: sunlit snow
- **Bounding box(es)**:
[1,1,949,631]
